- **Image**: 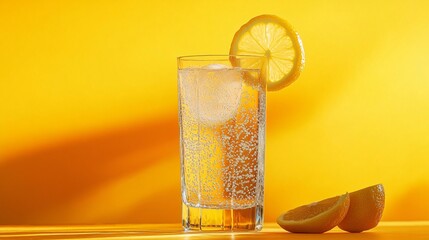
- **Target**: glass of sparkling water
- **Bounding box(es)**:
[177,55,266,231]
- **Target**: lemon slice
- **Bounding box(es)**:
[277,193,350,233]
[230,15,305,91]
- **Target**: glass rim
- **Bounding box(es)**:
[177,54,264,61]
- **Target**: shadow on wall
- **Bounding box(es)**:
[0,114,179,224]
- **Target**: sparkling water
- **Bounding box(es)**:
[178,65,266,231]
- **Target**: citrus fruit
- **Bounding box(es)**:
[230,15,305,91]
[338,184,385,233]
[277,193,350,233]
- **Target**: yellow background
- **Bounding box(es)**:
[1,0,428,224]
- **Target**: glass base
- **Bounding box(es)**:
[182,203,263,231]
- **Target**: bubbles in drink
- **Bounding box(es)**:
[179,66,266,209]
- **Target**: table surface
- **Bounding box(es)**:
[1,221,428,239]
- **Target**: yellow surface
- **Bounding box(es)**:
[1,1,429,224]
[1,222,429,239]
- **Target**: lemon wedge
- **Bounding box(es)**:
[277,193,350,233]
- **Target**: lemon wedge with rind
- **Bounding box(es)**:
[338,184,385,233]
[230,15,305,91]
[277,193,350,233]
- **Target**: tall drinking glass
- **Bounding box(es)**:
[178,55,266,231]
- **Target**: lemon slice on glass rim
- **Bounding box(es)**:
[230,15,305,91]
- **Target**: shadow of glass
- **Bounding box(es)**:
[0,114,179,224]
